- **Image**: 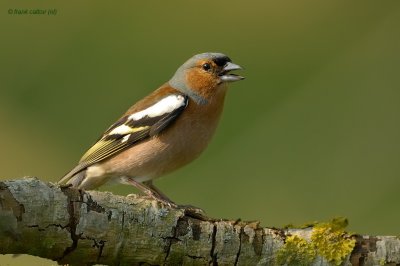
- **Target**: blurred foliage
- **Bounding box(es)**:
[1,1,400,263]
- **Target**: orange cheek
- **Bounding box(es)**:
[186,69,219,99]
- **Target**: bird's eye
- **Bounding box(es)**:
[202,63,211,71]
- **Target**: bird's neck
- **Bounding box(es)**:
[167,83,205,106]
[168,80,228,106]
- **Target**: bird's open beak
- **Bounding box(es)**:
[219,62,245,82]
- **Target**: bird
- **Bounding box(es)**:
[59,52,244,207]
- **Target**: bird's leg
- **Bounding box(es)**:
[143,180,207,219]
[143,180,175,203]
[123,177,207,218]
[124,177,154,197]
[123,177,177,208]
[142,180,180,208]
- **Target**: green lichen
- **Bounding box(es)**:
[276,217,356,266]
[276,235,316,266]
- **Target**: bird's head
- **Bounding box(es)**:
[169,52,244,104]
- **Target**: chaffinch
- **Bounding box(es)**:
[59,52,244,206]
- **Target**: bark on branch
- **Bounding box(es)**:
[0,178,399,265]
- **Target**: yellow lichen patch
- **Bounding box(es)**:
[311,217,356,265]
[276,218,356,265]
[276,235,317,266]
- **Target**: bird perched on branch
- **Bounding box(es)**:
[59,52,244,206]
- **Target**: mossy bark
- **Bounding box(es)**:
[0,178,399,265]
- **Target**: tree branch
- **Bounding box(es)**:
[0,178,399,265]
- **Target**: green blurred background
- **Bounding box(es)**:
[1,0,400,264]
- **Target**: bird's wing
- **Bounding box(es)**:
[59,94,188,184]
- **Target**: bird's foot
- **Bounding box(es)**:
[178,204,209,221]
[127,193,208,220]
[126,193,139,199]
[157,198,178,208]
[137,194,178,208]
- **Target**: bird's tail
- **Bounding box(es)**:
[58,165,87,188]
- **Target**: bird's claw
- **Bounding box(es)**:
[138,194,178,208]
[178,204,209,221]
[126,194,208,220]
[159,199,178,208]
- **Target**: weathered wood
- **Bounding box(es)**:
[0,177,399,265]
